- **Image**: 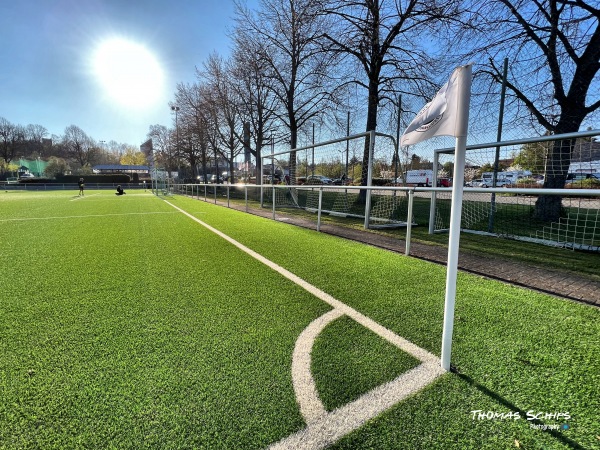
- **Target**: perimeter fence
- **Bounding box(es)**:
[174,182,600,254]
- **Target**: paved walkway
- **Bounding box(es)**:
[226,203,600,308]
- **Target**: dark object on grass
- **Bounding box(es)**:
[116,185,126,196]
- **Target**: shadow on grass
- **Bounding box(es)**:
[451,366,585,450]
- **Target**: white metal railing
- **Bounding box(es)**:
[174,182,600,254]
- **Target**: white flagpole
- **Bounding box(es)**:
[440,64,472,371]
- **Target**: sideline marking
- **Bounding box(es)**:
[164,200,443,449]
[0,211,180,222]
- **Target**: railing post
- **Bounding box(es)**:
[429,153,439,234]
[245,185,248,212]
[317,187,323,232]
[406,189,414,256]
[364,130,375,229]
[272,185,276,220]
[227,185,230,207]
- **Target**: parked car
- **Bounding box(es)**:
[331,177,352,185]
[465,179,483,187]
[18,173,35,179]
[305,175,332,185]
[209,174,223,184]
[6,177,19,184]
[480,178,511,188]
[264,174,281,184]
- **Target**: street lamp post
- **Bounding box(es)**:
[171,106,180,151]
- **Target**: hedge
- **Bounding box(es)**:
[56,174,131,184]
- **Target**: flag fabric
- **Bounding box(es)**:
[401,64,472,146]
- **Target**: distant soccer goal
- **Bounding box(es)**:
[151,168,175,197]
[260,131,413,228]
[431,130,600,252]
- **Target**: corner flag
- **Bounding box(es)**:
[401,64,472,146]
[400,64,473,372]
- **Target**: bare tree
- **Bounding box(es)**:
[147,124,177,176]
[230,20,280,181]
[173,81,214,181]
[22,124,49,158]
[200,54,245,182]
[235,0,336,181]
[62,125,98,169]
[461,0,600,221]
[0,117,25,165]
[322,0,458,189]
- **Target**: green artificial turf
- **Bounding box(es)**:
[1,190,599,449]
[173,194,600,449]
[311,315,421,412]
[0,191,330,448]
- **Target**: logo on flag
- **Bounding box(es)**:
[401,64,472,146]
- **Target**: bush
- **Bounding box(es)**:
[19,178,55,184]
[565,178,600,189]
[512,178,541,188]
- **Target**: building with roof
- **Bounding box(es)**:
[92,164,151,181]
[92,164,150,175]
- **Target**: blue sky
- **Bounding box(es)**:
[0,0,256,147]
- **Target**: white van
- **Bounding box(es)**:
[396,170,433,187]
[481,170,531,187]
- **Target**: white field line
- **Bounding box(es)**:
[163,200,444,449]
[270,361,444,450]
[70,193,100,201]
[0,211,180,222]
[292,309,344,424]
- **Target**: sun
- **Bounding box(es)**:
[92,38,164,108]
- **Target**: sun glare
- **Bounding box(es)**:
[93,38,164,108]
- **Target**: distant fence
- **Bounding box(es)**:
[1,182,149,191]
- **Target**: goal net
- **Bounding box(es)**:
[432,131,600,251]
[151,169,175,197]
[260,132,414,228]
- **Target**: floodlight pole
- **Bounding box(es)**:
[395,95,401,184]
[171,105,180,185]
[488,58,508,233]
[346,111,350,179]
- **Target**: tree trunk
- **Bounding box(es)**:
[358,78,379,202]
[289,117,298,186]
[201,145,208,183]
[534,115,584,221]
